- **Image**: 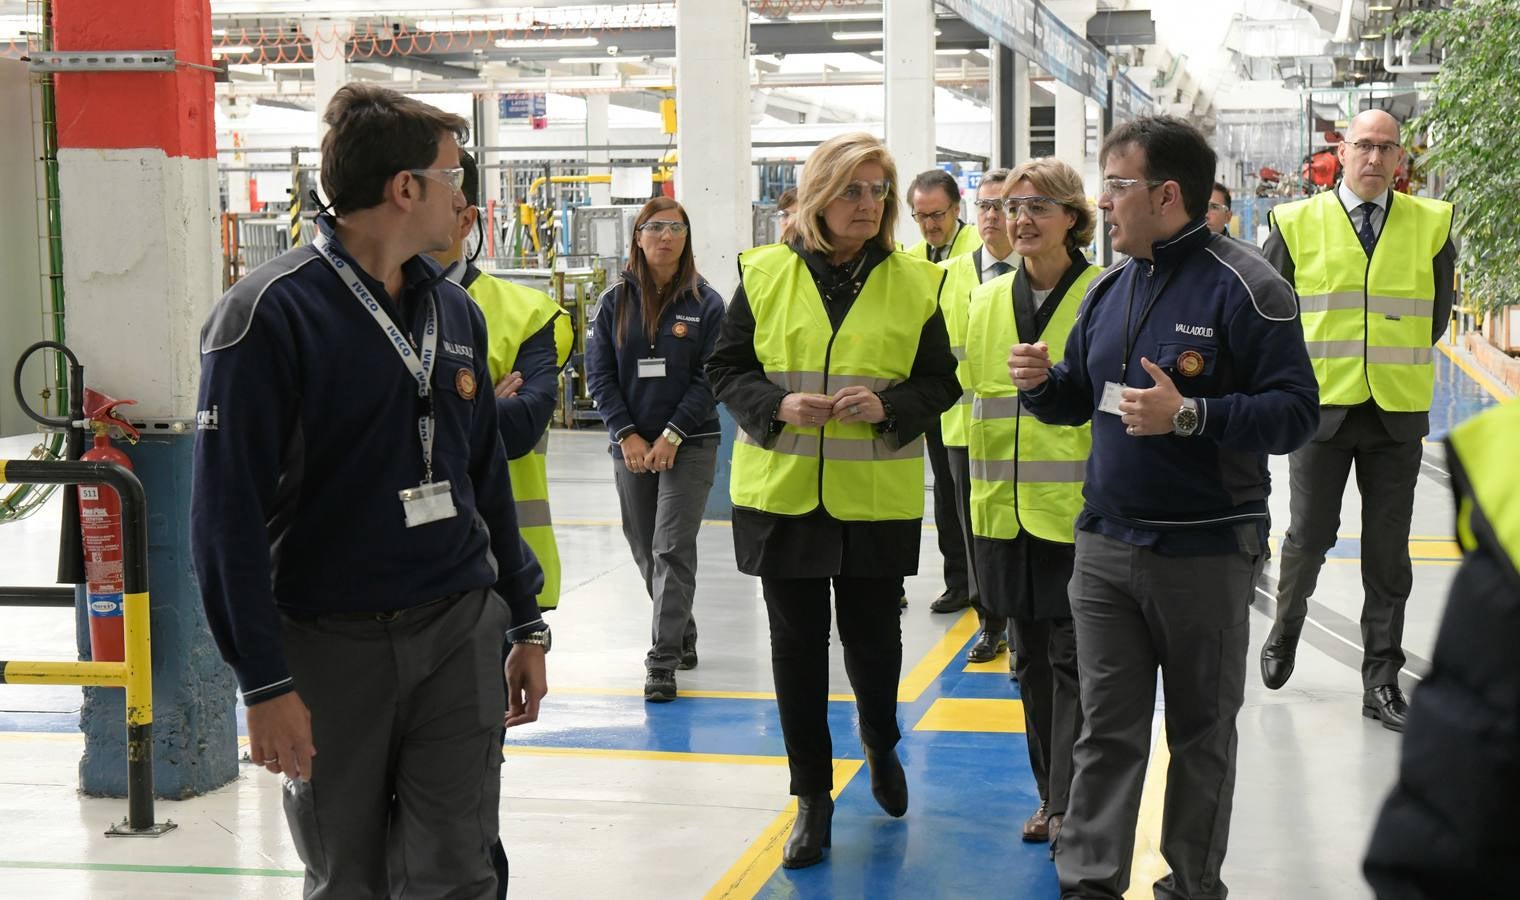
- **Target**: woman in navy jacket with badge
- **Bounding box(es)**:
[586,197,725,703]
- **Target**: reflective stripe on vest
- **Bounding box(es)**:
[937,250,991,447]
[964,263,1099,543]
[468,271,564,609]
[1447,400,1520,577]
[731,244,943,521]
[1273,190,1452,412]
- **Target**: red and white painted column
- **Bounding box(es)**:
[52,0,237,797]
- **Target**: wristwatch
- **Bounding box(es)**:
[509,626,552,652]
[661,427,684,447]
[1172,398,1200,436]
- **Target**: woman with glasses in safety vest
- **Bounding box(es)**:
[706,131,960,871]
[586,197,725,705]
[967,157,1099,849]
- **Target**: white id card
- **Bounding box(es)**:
[400,480,457,528]
[1098,381,1126,417]
[637,358,667,379]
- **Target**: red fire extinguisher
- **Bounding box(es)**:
[76,389,139,663]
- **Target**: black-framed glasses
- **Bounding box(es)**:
[1345,140,1400,156]
[1001,196,1064,218]
[409,167,466,193]
[638,220,689,236]
[910,207,952,223]
[1100,176,1166,197]
[836,180,892,204]
[1207,201,1230,213]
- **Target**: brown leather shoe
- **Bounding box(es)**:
[1021,801,1050,842]
[1047,813,1064,846]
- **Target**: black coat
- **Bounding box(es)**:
[706,240,960,579]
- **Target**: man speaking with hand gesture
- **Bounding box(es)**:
[1008,117,1319,900]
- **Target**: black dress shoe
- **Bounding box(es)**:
[782,793,833,869]
[677,635,698,671]
[898,594,909,610]
[1260,633,1299,690]
[966,630,1008,663]
[863,746,909,817]
[929,590,973,613]
[1363,684,1409,732]
[643,668,677,703]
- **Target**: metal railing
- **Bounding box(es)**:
[0,459,174,836]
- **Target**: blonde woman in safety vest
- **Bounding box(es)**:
[707,132,960,871]
[967,158,1100,849]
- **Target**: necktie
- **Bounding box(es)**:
[930,246,945,263]
[1357,201,1378,255]
[989,261,1013,279]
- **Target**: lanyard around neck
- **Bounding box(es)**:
[312,232,442,483]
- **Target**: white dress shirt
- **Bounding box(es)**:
[1338,181,1388,239]
[979,249,1018,284]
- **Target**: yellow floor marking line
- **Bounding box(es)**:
[912,697,1026,734]
[1436,340,1508,401]
[1124,715,1172,899]
[962,656,1010,674]
[703,759,865,900]
[898,607,980,703]
[504,745,788,767]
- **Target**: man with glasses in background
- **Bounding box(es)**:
[192,83,548,898]
[1259,109,1455,733]
[1206,181,1264,255]
[935,169,1018,664]
[1009,115,1319,899]
[905,168,983,613]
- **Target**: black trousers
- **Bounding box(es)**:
[945,445,1007,635]
[1270,403,1423,688]
[762,575,905,795]
[925,422,971,598]
[1011,616,1081,815]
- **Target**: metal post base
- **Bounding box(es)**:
[105,818,177,838]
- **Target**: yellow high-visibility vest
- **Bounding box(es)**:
[965,263,1100,542]
[905,220,982,261]
[1272,189,1452,412]
[730,243,944,521]
[1448,400,1520,575]
[937,250,1019,447]
[467,271,572,609]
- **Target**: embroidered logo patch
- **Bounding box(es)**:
[455,368,478,399]
[673,322,689,338]
[1177,350,1205,378]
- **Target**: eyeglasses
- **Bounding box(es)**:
[835,180,892,204]
[1000,196,1064,219]
[911,207,953,223]
[772,209,794,221]
[972,199,1006,214]
[409,167,466,194]
[638,220,689,236]
[1207,201,1230,213]
[1100,177,1166,197]
[1344,140,1401,157]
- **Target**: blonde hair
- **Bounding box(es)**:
[791,132,900,255]
[1004,157,1095,250]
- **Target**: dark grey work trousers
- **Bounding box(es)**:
[1057,531,1262,900]
[279,588,509,900]
[1011,616,1081,815]
[1269,404,1423,688]
[612,439,718,672]
[761,576,905,795]
[945,445,1006,635]
[926,421,972,597]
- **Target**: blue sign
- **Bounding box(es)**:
[499,92,546,120]
[1113,74,1153,122]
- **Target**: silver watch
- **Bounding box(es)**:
[661,427,684,447]
[510,626,552,652]
[1172,398,1200,436]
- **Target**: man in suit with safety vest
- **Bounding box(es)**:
[1259,109,1456,732]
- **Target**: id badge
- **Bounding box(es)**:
[1098,381,1126,417]
[637,358,667,379]
[400,480,457,528]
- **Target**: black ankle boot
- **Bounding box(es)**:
[782,793,833,869]
[864,747,909,818]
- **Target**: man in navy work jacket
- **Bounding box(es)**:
[1009,115,1319,900]
[191,83,548,899]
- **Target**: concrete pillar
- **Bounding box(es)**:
[54,0,237,797]
[478,91,504,246]
[305,18,352,143]
[884,0,936,247]
[1013,54,1031,166]
[1054,81,1087,172]
[675,0,749,518]
[585,93,611,207]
